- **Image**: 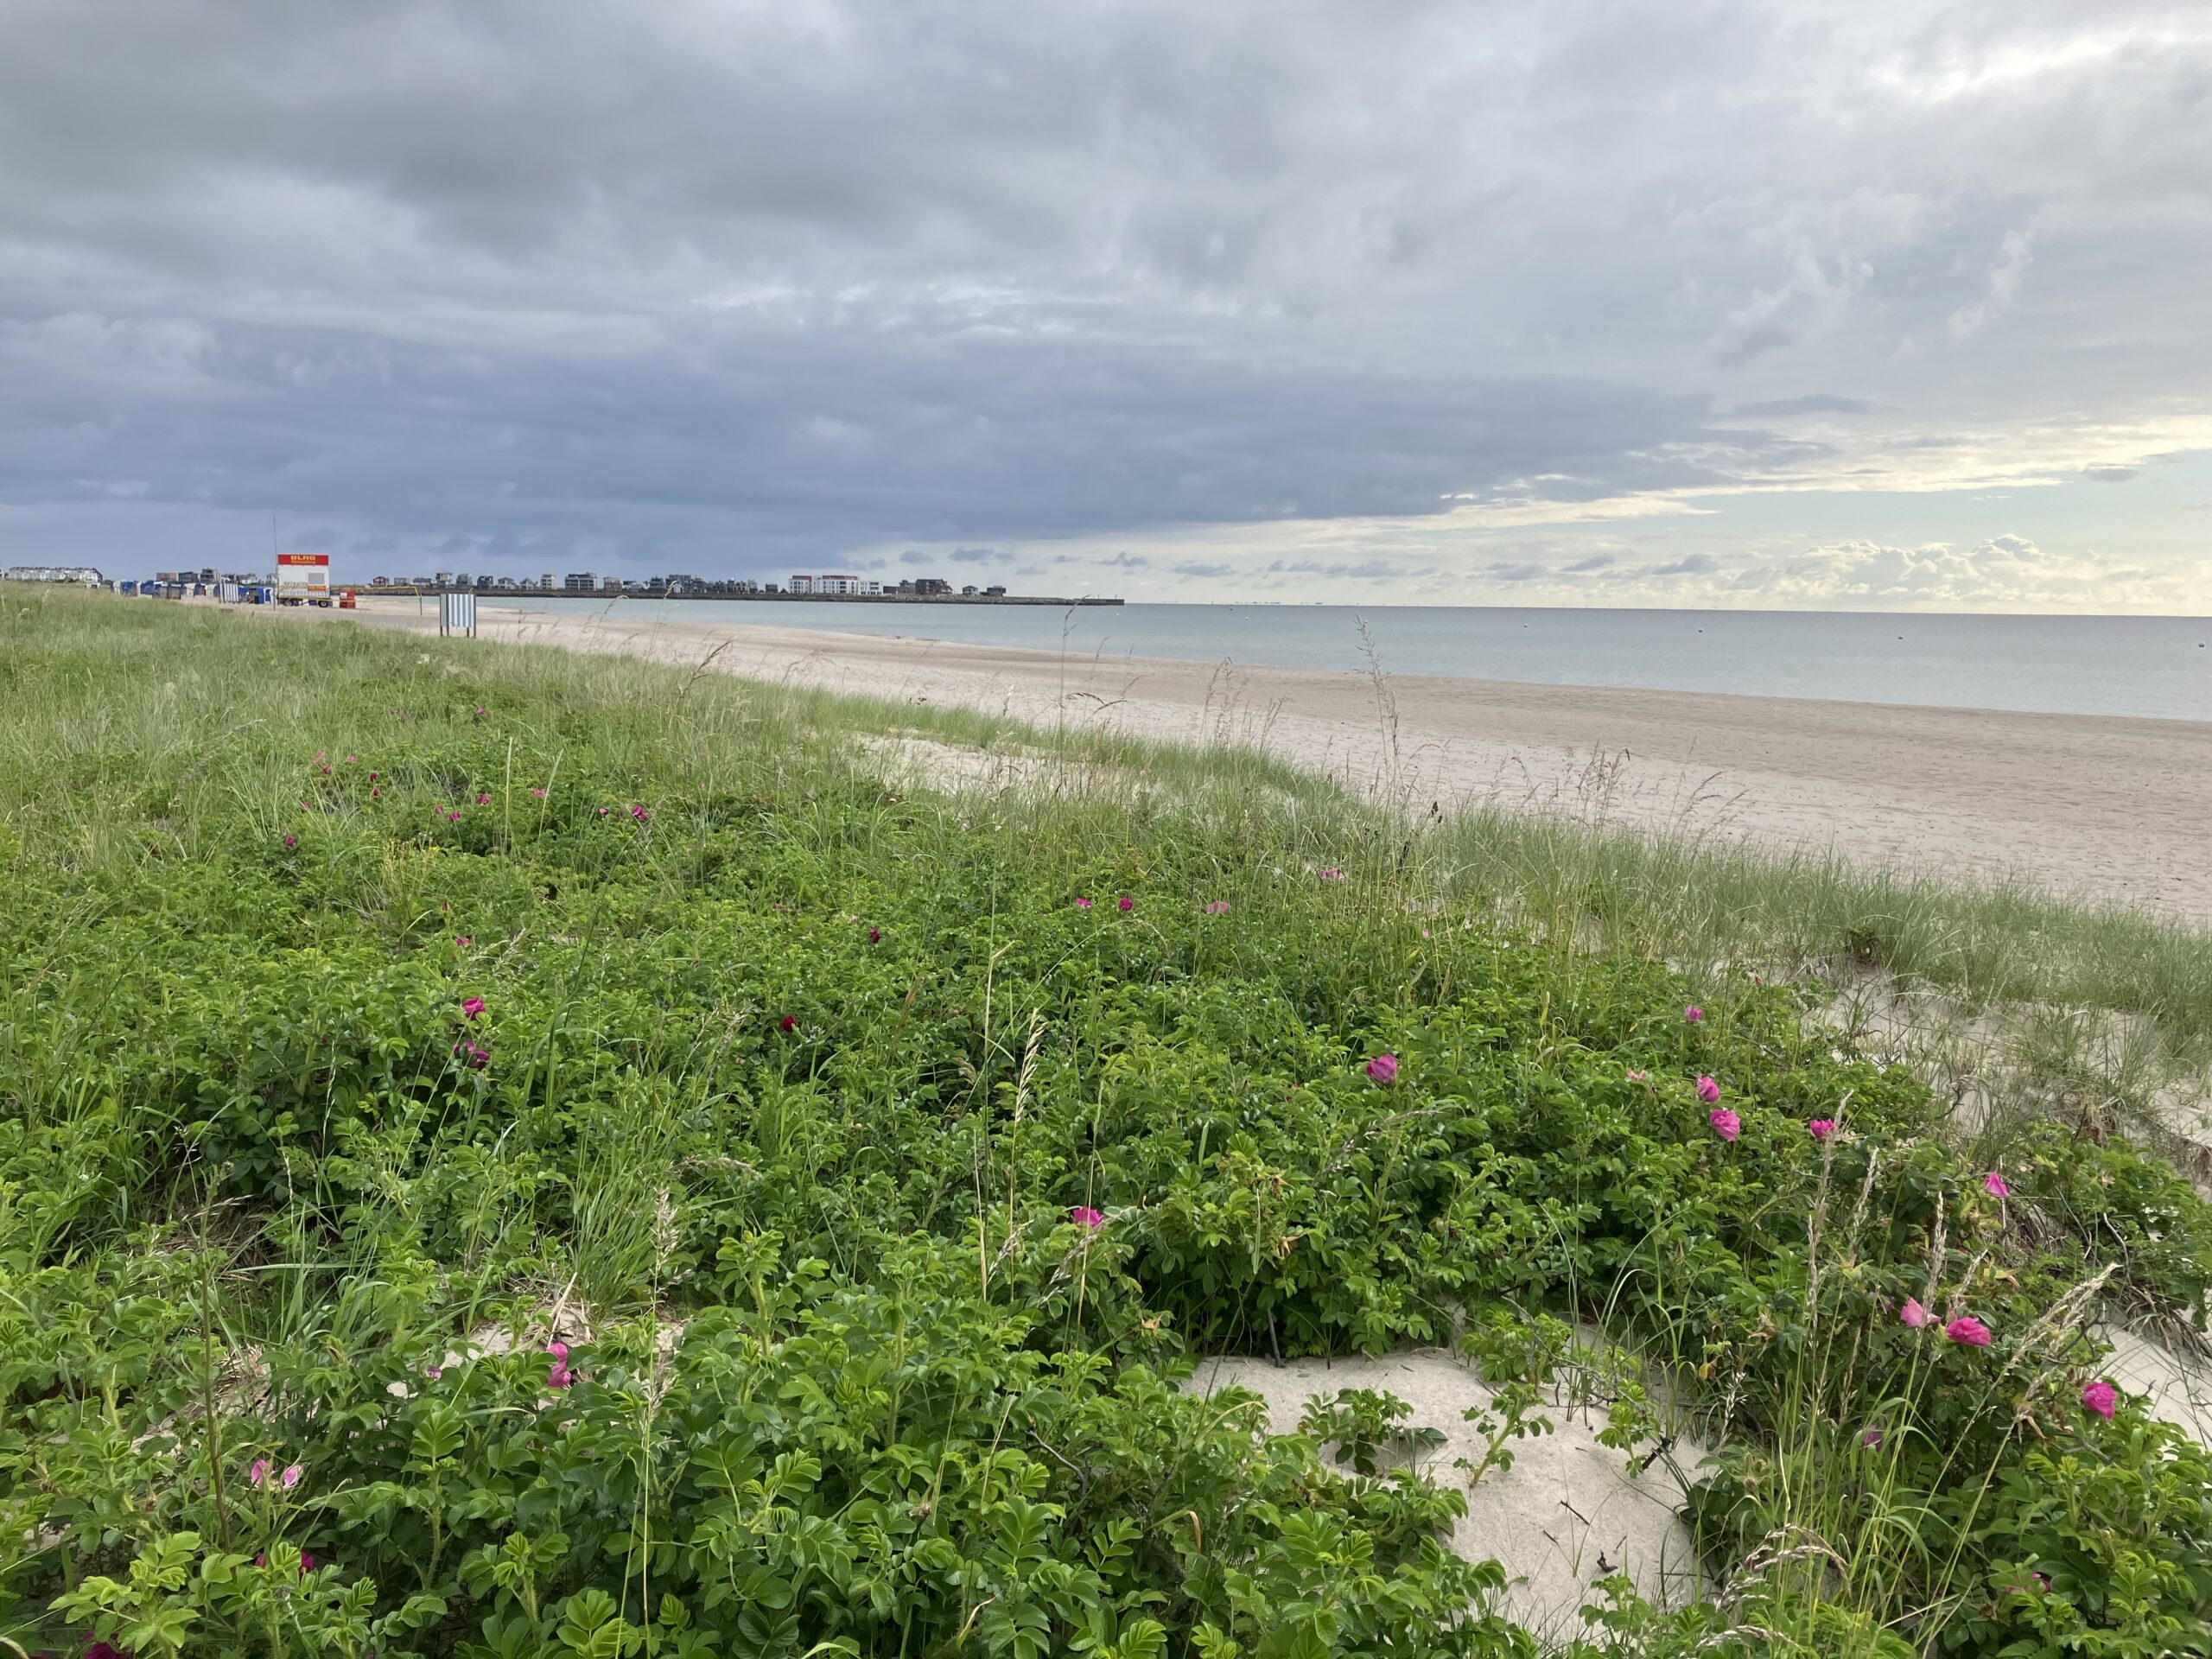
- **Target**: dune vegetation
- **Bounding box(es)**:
[3,587,2210,1658]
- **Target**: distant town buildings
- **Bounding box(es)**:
[3,565,107,584]
[67,563,1105,606]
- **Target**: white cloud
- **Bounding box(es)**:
[1948,229,2034,340]
[1712,242,1876,365]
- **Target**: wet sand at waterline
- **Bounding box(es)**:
[286,597,2212,919]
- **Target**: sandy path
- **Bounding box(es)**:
[301,599,2212,919]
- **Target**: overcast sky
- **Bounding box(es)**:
[3,1,2209,608]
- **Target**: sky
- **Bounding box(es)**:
[3,0,2209,610]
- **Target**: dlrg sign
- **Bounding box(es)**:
[276,552,330,599]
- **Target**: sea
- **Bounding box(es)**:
[474,598,2212,723]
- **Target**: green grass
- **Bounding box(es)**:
[3,586,2210,1659]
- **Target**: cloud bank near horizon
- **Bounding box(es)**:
[2,0,2209,607]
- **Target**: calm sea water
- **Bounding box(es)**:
[478,599,2212,722]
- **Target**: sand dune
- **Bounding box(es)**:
[308,598,2212,919]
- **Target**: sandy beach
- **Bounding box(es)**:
[302,597,2212,919]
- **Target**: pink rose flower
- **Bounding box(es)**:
[1071,1205,1104,1230]
[1117,895,1133,912]
[1074,896,1093,908]
[1366,1053,1399,1084]
[1899,1298,1928,1328]
[1807,1118,1836,1142]
[461,996,486,1020]
[1981,1171,2010,1198]
[1945,1316,1993,1347]
[1695,1076,1721,1104]
[1683,1005,1703,1022]
[1707,1108,1739,1142]
[2082,1379,2117,1420]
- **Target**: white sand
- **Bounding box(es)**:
[1184,1350,1709,1637]
[293,599,2212,918]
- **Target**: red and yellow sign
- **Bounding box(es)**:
[276,552,331,595]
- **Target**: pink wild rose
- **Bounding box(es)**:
[1073,896,1093,909]
[1899,1298,1929,1328]
[1319,867,1344,880]
[1808,1118,1837,1142]
[1981,1171,2011,1198]
[1684,1005,1703,1022]
[1707,1109,1740,1142]
[1366,1053,1399,1085]
[1861,1427,1884,1448]
[1117,895,1133,912]
[1695,1076,1721,1104]
[2082,1379,2117,1420]
[1625,1070,1649,1083]
[281,1463,302,1488]
[282,835,296,849]
[249,1457,270,1488]
[779,1014,798,1032]
[1945,1316,1993,1347]
[1071,1205,1104,1230]
[1205,901,1230,914]
[461,996,486,1020]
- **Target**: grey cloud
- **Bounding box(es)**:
[1732,395,1878,417]
[2083,464,2138,483]
[1649,553,1722,575]
[1561,553,1616,572]
[0,1,2207,588]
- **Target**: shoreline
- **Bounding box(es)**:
[274,596,2212,919]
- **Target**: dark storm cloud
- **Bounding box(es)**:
[2,0,2209,587]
